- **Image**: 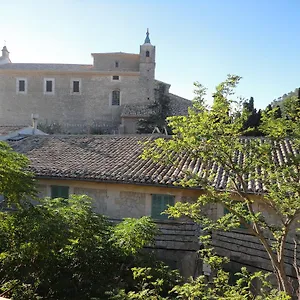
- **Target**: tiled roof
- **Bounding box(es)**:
[10,135,182,185]
[0,125,27,135]
[121,103,153,117]
[121,95,192,118]
[168,93,191,116]
[9,135,299,194]
[0,63,94,72]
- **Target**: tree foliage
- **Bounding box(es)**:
[241,96,263,136]
[137,83,171,134]
[142,75,300,297]
[0,195,158,299]
[0,141,36,207]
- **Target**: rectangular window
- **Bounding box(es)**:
[115,61,119,68]
[112,90,120,106]
[17,78,27,94]
[73,81,80,93]
[51,185,69,199]
[46,80,52,92]
[112,75,119,80]
[44,78,55,94]
[19,80,25,92]
[151,194,175,220]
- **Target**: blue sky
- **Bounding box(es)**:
[1,0,299,109]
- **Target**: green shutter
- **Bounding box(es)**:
[51,186,69,199]
[151,194,175,220]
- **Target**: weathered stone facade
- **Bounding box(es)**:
[0,32,189,133]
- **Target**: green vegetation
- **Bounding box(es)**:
[137,83,171,134]
[142,75,300,298]
[1,73,300,300]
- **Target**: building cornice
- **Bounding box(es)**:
[0,69,140,76]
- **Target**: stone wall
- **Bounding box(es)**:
[0,72,150,129]
[213,229,300,279]
[92,53,140,71]
[148,220,202,278]
[110,218,202,278]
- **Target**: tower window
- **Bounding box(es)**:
[112,75,119,80]
[115,61,119,68]
[146,50,150,57]
[112,90,120,106]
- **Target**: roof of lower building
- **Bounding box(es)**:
[8,135,298,194]
[0,125,26,135]
[10,135,181,185]
[0,125,48,141]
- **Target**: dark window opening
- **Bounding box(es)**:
[51,185,69,199]
[115,61,119,68]
[112,75,119,80]
[146,50,150,57]
[19,80,25,92]
[112,90,120,106]
[46,80,53,92]
[73,81,80,93]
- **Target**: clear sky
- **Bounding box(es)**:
[1,0,299,109]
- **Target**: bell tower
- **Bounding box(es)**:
[139,29,156,101]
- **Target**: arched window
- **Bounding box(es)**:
[112,90,120,106]
[146,50,150,58]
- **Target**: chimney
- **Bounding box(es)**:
[1,46,9,59]
[31,113,39,135]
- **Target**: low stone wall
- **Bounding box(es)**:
[148,220,202,278]
[212,230,300,279]
[110,219,202,278]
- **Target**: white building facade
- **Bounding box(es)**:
[0,32,190,134]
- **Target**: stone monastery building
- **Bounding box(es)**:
[0,31,190,134]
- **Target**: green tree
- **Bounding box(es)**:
[0,141,36,206]
[242,97,262,136]
[115,263,289,299]
[142,75,300,297]
[0,195,158,299]
[137,83,171,134]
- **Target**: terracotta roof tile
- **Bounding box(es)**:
[9,135,299,194]
[0,125,27,135]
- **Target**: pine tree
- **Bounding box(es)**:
[242,97,262,136]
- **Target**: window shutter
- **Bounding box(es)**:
[51,186,69,199]
[151,194,174,220]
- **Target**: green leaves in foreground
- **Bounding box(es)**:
[0,196,158,299]
[142,75,300,297]
[0,141,36,206]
